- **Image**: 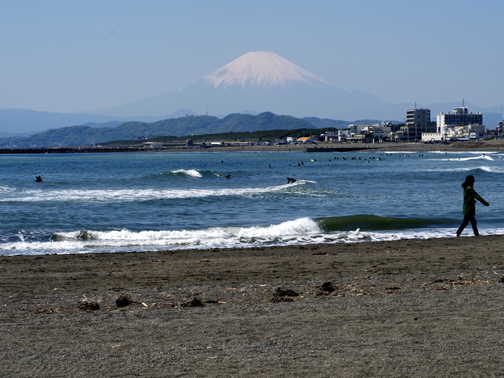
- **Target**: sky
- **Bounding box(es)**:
[1,0,504,114]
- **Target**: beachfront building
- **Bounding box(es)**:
[297,137,315,144]
[343,123,392,142]
[347,134,373,143]
[421,132,443,142]
[444,124,486,140]
[338,129,349,142]
[141,142,163,148]
[362,125,388,139]
[401,108,432,142]
[324,133,339,143]
[348,124,368,136]
[436,106,483,139]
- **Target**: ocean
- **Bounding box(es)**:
[1,149,503,256]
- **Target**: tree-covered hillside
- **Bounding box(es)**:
[0,112,325,148]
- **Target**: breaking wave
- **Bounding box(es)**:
[0,180,329,203]
[168,169,202,178]
[1,215,492,256]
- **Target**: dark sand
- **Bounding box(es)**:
[203,139,504,153]
[2,236,504,377]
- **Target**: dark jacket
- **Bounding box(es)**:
[462,185,488,215]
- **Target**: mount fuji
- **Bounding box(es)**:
[93,51,405,120]
[202,51,328,89]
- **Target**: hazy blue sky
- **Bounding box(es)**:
[1,0,503,113]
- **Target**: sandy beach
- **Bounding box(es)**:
[2,235,504,377]
[192,139,504,154]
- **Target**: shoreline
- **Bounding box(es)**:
[2,143,504,376]
[2,235,504,376]
[1,139,504,154]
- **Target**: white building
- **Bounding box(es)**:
[338,129,350,142]
[141,142,163,148]
[498,120,504,137]
[348,124,368,136]
[421,133,443,142]
[437,106,483,139]
[444,124,486,139]
[362,125,389,139]
[324,133,339,142]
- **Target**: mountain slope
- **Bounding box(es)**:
[0,109,176,134]
[92,51,403,120]
[203,51,328,88]
[0,112,319,148]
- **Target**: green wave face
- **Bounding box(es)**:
[316,215,455,232]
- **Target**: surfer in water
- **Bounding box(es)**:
[456,175,489,237]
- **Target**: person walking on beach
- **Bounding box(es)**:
[456,175,489,237]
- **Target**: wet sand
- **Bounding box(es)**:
[2,235,504,377]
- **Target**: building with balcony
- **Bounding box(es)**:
[436,107,483,138]
[403,108,433,141]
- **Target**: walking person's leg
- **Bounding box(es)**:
[457,215,470,237]
[468,215,479,236]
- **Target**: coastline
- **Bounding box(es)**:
[1,139,504,154]
[2,235,504,376]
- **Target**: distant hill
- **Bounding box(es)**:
[0,108,185,134]
[302,117,351,129]
[301,117,402,129]
[0,112,332,148]
[82,121,124,128]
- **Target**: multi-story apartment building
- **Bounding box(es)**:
[398,108,432,141]
[348,124,368,136]
[436,107,483,137]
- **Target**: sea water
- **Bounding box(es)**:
[0,149,503,256]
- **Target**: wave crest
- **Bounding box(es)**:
[169,169,202,178]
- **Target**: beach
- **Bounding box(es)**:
[2,139,504,155]
[2,235,504,377]
[193,139,504,153]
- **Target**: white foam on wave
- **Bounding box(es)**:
[431,155,494,162]
[420,166,501,173]
[2,223,504,256]
[466,151,499,155]
[0,217,323,255]
[0,182,315,202]
[170,169,202,178]
[381,151,423,154]
[424,150,499,160]
[480,166,504,173]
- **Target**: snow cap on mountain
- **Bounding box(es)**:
[203,51,328,89]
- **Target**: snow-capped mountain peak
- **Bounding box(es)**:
[203,51,328,89]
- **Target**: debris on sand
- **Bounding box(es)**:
[79,296,100,311]
[275,288,299,297]
[79,301,100,311]
[182,297,205,307]
[271,287,299,303]
[116,294,133,308]
[316,281,337,295]
[321,282,336,293]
